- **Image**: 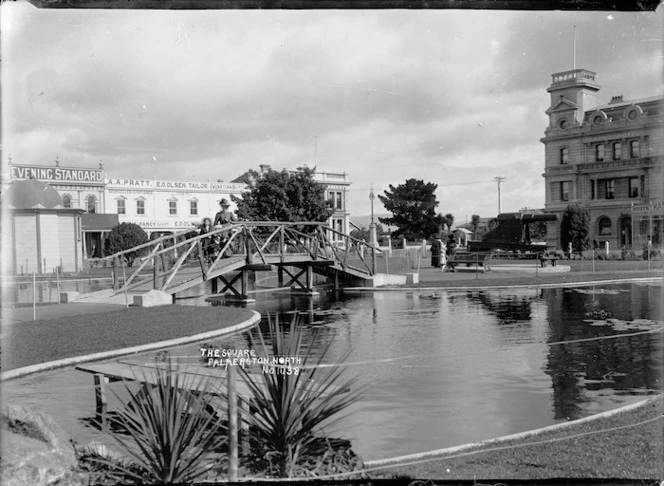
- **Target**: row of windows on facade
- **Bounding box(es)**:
[62,194,200,216]
[62,192,347,215]
[595,216,656,238]
[558,176,641,202]
[560,139,640,164]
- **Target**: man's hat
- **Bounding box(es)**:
[219,198,229,206]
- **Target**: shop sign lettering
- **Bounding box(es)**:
[11,165,103,183]
[106,179,246,192]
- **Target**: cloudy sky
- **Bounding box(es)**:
[2,2,662,222]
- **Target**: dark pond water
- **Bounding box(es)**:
[1,277,113,305]
[2,280,662,462]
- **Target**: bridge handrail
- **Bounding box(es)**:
[103,221,382,295]
[138,224,238,261]
[97,226,200,262]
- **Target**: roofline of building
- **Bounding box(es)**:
[593,95,663,111]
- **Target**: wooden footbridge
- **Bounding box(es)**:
[100,222,379,302]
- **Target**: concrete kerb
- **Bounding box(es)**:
[0,311,261,382]
[344,276,662,293]
[364,394,663,469]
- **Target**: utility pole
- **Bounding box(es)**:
[494,177,506,214]
[369,185,377,274]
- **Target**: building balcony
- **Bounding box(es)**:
[550,69,597,85]
[544,156,660,176]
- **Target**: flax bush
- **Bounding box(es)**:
[239,315,366,478]
[95,357,228,484]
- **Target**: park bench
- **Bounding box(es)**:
[538,252,559,267]
[445,251,492,273]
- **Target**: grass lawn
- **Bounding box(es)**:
[2,306,256,371]
[370,395,663,482]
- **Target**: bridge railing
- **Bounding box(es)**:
[99,221,381,293]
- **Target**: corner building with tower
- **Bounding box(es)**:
[541,68,663,251]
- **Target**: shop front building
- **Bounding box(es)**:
[3,160,351,274]
[105,178,246,238]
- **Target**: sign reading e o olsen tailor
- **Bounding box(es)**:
[11,165,104,184]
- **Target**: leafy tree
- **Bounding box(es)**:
[443,213,455,233]
[232,167,333,227]
[529,220,548,241]
[106,222,149,266]
[377,179,444,241]
[560,204,591,252]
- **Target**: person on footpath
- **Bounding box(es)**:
[430,236,443,268]
[440,239,448,272]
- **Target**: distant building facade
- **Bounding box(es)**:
[105,177,245,237]
[2,160,351,274]
[541,68,663,250]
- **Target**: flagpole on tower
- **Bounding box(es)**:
[573,25,577,69]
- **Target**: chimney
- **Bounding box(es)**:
[259,164,271,173]
[609,95,624,104]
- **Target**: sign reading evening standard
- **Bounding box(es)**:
[11,165,104,183]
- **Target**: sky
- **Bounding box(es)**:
[1,1,662,223]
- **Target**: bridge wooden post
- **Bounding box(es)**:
[152,252,158,289]
[278,226,285,287]
[306,265,313,290]
[241,269,249,297]
[244,227,252,265]
[112,257,119,290]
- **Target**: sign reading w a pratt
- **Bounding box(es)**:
[11,165,104,184]
[106,178,245,192]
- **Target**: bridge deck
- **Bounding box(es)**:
[121,253,372,297]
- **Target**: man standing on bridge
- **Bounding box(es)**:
[213,198,237,256]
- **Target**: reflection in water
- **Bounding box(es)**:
[1,278,112,306]
[546,283,662,420]
[2,281,661,461]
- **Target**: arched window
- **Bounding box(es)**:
[598,216,612,236]
[62,194,72,209]
[87,195,97,213]
[560,147,569,165]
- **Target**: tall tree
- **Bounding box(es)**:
[443,213,455,233]
[233,167,333,226]
[377,179,444,241]
[561,204,591,252]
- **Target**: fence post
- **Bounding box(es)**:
[122,263,129,308]
[56,266,61,303]
[112,257,119,290]
[32,271,37,321]
[475,253,479,279]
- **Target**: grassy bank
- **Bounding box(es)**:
[369,395,663,482]
[2,306,256,371]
